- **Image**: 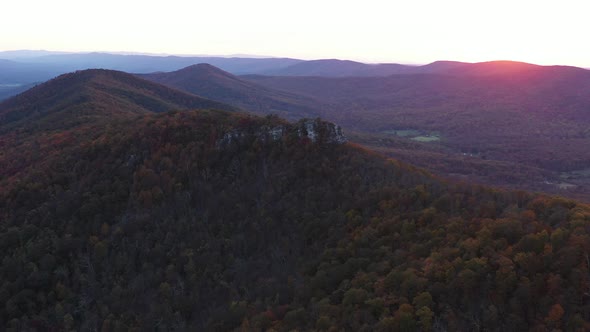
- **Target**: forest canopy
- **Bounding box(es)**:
[1,108,590,331]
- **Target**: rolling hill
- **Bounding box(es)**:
[1,69,590,330]
[140,64,325,119]
[0,69,235,132]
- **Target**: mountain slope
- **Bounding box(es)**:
[0,69,236,189]
[0,69,235,132]
[140,64,324,119]
[1,91,590,331]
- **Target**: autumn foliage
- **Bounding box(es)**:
[1,70,590,330]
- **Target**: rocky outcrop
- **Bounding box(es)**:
[216,118,346,149]
[296,119,347,144]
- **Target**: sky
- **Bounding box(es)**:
[2,0,590,66]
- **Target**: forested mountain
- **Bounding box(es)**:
[1,68,590,331]
[244,61,590,201]
[0,69,235,132]
[140,64,324,120]
[0,69,236,189]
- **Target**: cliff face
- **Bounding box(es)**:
[296,118,347,144]
[216,118,347,148]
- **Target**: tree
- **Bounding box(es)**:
[416,306,434,331]
[545,303,564,329]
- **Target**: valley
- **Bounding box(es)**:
[241,62,590,201]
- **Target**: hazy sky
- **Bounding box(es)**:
[2,0,589,66]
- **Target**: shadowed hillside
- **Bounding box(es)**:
[0,69,235,133]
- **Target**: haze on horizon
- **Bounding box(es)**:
[2,0,590,67]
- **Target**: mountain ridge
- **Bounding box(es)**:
[263,59,416,77]
[0,68,236,132]
[260,59,590,77]
[140,64,326,119]
[2,50,588,88]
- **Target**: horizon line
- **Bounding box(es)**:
[0,49,588,69]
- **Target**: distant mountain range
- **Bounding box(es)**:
[259,59,527,77]
[262,59,418,77]
[0,50,74,59]
[0,51,304,87]
[0,50,588,101]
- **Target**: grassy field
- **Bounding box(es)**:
[381,129,421,137]
[382,128,441,143]
[412,135,441,142]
